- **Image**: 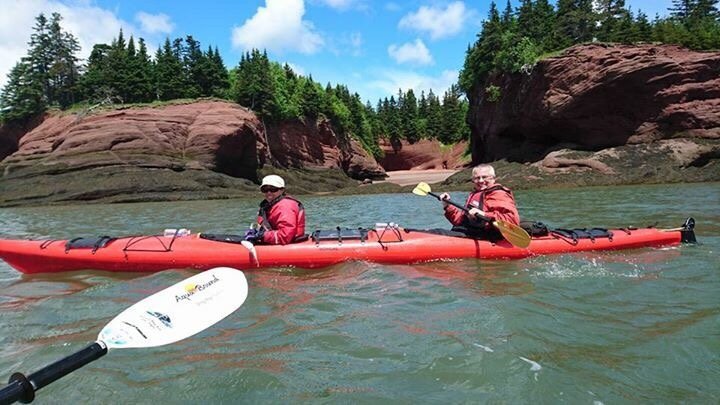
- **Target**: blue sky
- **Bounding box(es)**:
[1,0,674,105]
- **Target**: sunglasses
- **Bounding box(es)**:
[261,186,280,193]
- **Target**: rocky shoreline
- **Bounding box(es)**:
[1,43,719,207]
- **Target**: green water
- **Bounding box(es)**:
[1,183,718,403]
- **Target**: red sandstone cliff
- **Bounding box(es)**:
[378,139,469,171]
[0,100,386,205]
[468,43,720,164]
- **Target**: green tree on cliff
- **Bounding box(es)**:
[155,38,186,101]
[232,49,277,120]
[126,38,155,102]
[425,90,443,140]
[459,1,503,93]
[1,12,80,122]
[0,61,45,122]
[300,75,322,119]
[440,85,470,144]
[401,89,420,143]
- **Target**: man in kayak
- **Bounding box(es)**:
[244,175,307,245]
[439,164,520,240]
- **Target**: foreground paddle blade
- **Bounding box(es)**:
[493,220,531,249]
[412,182,431,196]
[99,267,248,349]
[0,267,248,404]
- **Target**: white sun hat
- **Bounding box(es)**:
[260,175,285,189]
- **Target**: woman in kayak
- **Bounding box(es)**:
[244,175,307,245]
[439,164,520,240]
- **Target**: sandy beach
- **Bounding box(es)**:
[380,169,459,186]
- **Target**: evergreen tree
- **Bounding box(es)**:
[46,12,80,108]
[300,75,321,119]
[425,89,443,140]
[554,0,595,47]
[0,61,45,122]
[670,0,695,24]
[693,0,720,20]
[183,36,204,98]
[105,29,130,102]
[533,0,557,51]
[79,43,113,101]
[386,95,402,142]
[635,10,654,42]
[401,88,419,143]
[611,7,636,43]
[417,91,428,138]
[155,38,186,100]
[1,12,80,121]
[124,36,154,102]
[27,13,52,104]
[459,1,503,93]
[596,0,632,42]
[136,38,155,101]
[25,13,81,108]
[517,0,534,39]
[232,49,277,120]
[501,0,514,31]
[440,85,468,143]
[208,47,230,97]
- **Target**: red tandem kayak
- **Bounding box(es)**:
[0,219,696,274]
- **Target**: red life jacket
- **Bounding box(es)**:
[444,184,520,227]
[256,194,306,245]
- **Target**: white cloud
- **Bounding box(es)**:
[388,39,433,66]
[135,12,174,34]
[0,0,168,89]
[367,68,458,101]
[231,0,323,54]
[398,1,469,40]
[316,0,354,10]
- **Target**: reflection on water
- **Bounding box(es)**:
[0,182,718,402]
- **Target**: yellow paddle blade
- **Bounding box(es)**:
[493,220,531,248]
[412,182,432,196]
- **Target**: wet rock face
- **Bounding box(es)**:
[468,43,720,163]
[378,139,469,171]
[1,100,269,180]
[0,100,389,205]
[266,118,386,180]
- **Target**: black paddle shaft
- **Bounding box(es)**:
[0,342,107,404]
[428,191,492,222]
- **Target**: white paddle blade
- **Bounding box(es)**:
[98,267,248,349]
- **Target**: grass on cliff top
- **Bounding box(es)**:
[58,97,229,116]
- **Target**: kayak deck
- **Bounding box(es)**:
[0,219,697,274]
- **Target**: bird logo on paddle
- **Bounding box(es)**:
[146,311,172,328]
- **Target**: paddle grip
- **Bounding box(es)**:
[429,192,492,222]
[0,342,107,404]
[0,373,34,404]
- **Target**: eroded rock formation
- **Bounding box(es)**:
[266,119,386,180]
[468,43,720,165]
[0,100,386,206]
[378,139,469,170]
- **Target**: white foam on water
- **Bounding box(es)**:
[527,255,648,280]
[519,356,542,371]
[472,343,494,352]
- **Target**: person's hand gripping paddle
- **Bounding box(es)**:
[413,182,531,248]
